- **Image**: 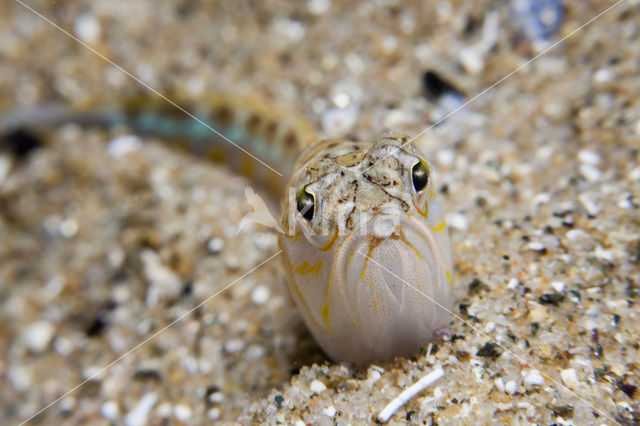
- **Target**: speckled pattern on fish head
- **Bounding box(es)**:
[280,132,454,366]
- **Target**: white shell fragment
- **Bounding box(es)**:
[107,135,141,157]
[250,285,270,305]
[560,368,579,390]
[124,393,157,426]
[551,281,566,292]
[377,367,445,423]
[101,401,119,420]
[578,193,600,216]
[524,370,545,387]
[323,406,337,417]
[23,321,55,354]
[321,106,359,138]
[310,379,327,393]
[447,212,469,231]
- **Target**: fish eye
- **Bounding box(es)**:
[296,185,315,221]
[411,159,429,193]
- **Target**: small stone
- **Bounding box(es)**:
[108,135,141,157]
[83,365,106,381]
[530,322,540,335]
[551,405,574,418]
[526,241,546,252]
[565,229,592,244]
[505,380,518,394]
[208,392,224,404]
[380,35,398,54]
[332,93,350,108]
[310,379,327,393]
[579,163,602,182]
[459,46,484,74]
[321,106,359,138]
[224,339,245,354]
[207,408,221,420]
[594,246,615,263]
[516,401,532,410]
[507,278,520,290]
[173,404,192,422]
[59,396,76,412]
[476,342,501,359]
[108,247,125,269]
[618,382,637,398]
[434,387,443,400]
[246,344,266,360]
[223,255,240,270]
[532,192,551,206]
[323,406,337,417]
[253,232,278,251]
[560,368,579,389]
[24,321,55,354]
[511,0,564,43]
[436,149,455,168]
[8,366,32,392]
[141,249,182,308]
[101,400,119,420]
[42,275,64,301]
[274,394,285,408]
[484,321,496,333]
[384,109,412,129]
[593,68,615,84]
[447,213,468,231]
[273,19,305,42]
[364,370,381,389]
[52,336,73,356]
[74,13,101,44]
[618,196,633,209]
[551,281,565,292]
[494,378,505,393]
[59,218,78,238]
[251,285,270,305]
[578,149,601,165]
[370,364,385,373]
[524,370,545,387]
[539,293,565,305]
[543,101,569,120]
[344,52,365,75]
[578,193,600,216]
[207,237,224,254]
[308,0,331,15]
[155,402,172,418]
[528,303,548,322]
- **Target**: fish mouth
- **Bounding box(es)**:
[330,214,452,351]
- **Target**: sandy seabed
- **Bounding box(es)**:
[0,1,638,424]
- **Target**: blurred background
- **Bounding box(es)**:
[0,0,638,424]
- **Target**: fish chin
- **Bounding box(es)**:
[327,216,453,364]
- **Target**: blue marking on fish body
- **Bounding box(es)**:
[226,125,246,145]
